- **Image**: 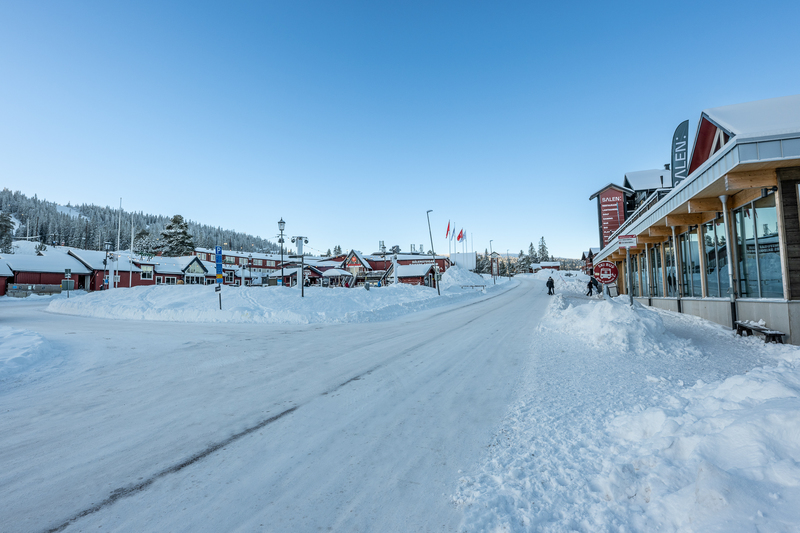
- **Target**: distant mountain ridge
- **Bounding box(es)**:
[0,188,278,253]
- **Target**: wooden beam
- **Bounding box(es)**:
[648,226,673,236]
[688,197,723,213]
[665,213,706,226]
[637,236,668,244]
[731,187,763,210]
[725,169,777,191]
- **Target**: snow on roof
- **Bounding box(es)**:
[703,93,800,139]
[345,250,372,270]
[194,248,284,261]
[588,183,634,200]
[1,253,92,274]
[390,263,435,278]
[322,268,353,277]
[0,261,13,277]
[68,249,142,272]
[623,169,671,191]
[154,256,207,275]
[540,261,561,267]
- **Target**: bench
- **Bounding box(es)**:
[735,321,787,344]
[460,285,486,290]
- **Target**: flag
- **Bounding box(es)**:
[457,229,464,242]
[445,221,450,238]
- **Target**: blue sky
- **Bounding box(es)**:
[2,1,800,258]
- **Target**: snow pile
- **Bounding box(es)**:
[0,326,53,379]
[534,269,589,295]
[604,359,800,531]
[440,265,488,290]
[538,295,700,358]
[47,282,507,324]
[456,291,800,532]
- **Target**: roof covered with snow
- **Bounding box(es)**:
[154,256,207,275]
[390,263,435,278]
[68,249,142,272]
[0,261,13,277]
[1,253,92,274]
[703,93,800,139]
[623,169,671,191]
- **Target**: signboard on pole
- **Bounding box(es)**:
[593,261,619,285]
[618,235,638,248]
[214,246,223,284]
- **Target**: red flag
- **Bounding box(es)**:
[457,229,464,242]
[446,221,450,238]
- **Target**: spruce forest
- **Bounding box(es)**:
[0,188,278,253]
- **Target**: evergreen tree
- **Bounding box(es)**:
[528,242,539,264]
[538,237,549,263]
[325,249,332,257]
[333,245,342,255]
[160,215,195,256]
[0,212,14,253]
[133,229,159,260]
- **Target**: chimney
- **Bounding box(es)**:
[664,163,670,170]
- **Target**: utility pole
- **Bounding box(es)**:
[426,210,440,295]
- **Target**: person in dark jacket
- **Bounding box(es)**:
[546,276,555,295]
[586,279,594,296]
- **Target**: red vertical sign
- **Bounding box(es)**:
[599,188,626,247]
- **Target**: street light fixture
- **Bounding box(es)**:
[426,210,440,296]
[278,218,285,286]
[489,240,495,285]
[248,253,253,287]
[291,236,309,297]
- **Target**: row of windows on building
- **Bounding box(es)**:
[195,252,276,268]
[628,191,782,300]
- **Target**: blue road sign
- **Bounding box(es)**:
[215,246,222,255]
[216,264,223,275]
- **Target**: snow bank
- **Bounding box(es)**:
[456,291,800,532]
[604,359,800,531]
[47,280,506,324]
[440,265,489,290]
[0,326,53,379]
[538,295,700,358]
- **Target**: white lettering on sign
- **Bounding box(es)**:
[601,196,623,202]
[673,140,687,180]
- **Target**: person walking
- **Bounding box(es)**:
[546,276,555,295]
[586,279,594,296]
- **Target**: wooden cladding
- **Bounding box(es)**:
[725,169,777,191]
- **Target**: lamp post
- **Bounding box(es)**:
[248,253,253,287]
[489,240,495,285]
[507,249,510,277]
[426,210,440,295]
[278,218,285,286]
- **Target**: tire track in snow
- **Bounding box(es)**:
[43,280,534,533]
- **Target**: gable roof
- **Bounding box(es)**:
[1,253,92,275]
[153,256,208,275]
[623,169,671,191]
[343,250,372,270]
[68,249,142,272]
[703,93,800,140]
[589,183,634,201]
[386,263,435,278]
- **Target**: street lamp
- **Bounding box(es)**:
[103,241,112,290]
[507,249,510,277]
[248,253,253,287]
[426,210,440,296]
[278,218,285,286]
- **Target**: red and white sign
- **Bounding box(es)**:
[593,261,618,284]
[618,235,638,248]
[599,188,626,247]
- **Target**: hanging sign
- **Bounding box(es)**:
[593,261,619,284]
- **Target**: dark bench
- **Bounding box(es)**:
[735,321,787,344]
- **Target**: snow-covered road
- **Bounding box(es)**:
[1,277,546,532]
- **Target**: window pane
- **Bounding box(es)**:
[755,193,782,298]
[652,244,663,296]
[664,239,677,297]
[735,205,758,297]
[715,217,730,297]
[689,229,702,297]
[703,223,719,297]
[641,250,649,297]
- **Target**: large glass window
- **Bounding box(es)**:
[755,194,782,297]
[640,250,649,297]
[688,229,702,297]
[733,192,782,298]
[664,238,678,297]
[630,254,639,297]
[703,218,731,297]
[650,244,663,296]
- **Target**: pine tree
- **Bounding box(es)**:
[333,245,342,255]
[0,212,14,253]
[325,249,332,257]
[538,237,549,263]
[160,215,195,256]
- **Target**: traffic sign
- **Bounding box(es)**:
[216,264,223,275]
[593,261,619,284]
[618,235,638,248]
[215,246,222,255]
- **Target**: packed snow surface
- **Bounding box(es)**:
[2,273,799,532]
[47,266,505,324]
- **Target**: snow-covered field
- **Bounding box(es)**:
[2,271,799,532]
